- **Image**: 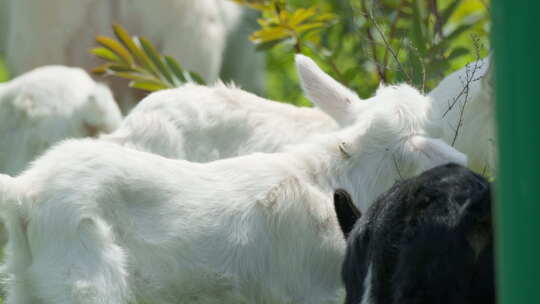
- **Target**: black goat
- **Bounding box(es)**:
[335,163,495,304]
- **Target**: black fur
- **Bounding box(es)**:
[340,163,495,304]
[334,189,362,238]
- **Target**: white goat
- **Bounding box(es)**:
[0,82,466,304]
[0,65,122,175]
[102,55,371,161]
[4,0,264,109]
[102,82,340,162]
[297,55,494,174]
[428,57,494,174]
[105,55,491,171]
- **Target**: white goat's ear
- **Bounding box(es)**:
[295,54,359,123]
[81,83,121,136]
[404,136,468,172]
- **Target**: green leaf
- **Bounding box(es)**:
[90,47,120,62]
[289,7,317,27]
[108,64,139,72]
[130,80,169,92]
[250,27,291,43]
[254,37,289,51]
[0,57,10,82]
[295,22,325,35]
[430,23,473,55]
[441,0,464,26]
[447,47,470,60]
[164,56,187,84]
[187,71,206,85]
[138,37,175,85]
[111,72,160,83]
[91,63,113,75]
[445,23,474,42]
[343,66,358,83]
[112,24,157,74]
[314,13,337,22]
[95,36,134,65]
[410,0,428,53]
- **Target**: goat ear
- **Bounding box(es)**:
[295,54,359,124]
[458,185,492,257]
[404,136,468,172]
[81,83,121,136]
[334,189,361,238]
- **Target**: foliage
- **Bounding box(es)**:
[0,57,9,82]
[88,2,489,105]
[232,0,336,53]
[91,24,205,92]
[237,0,490,105]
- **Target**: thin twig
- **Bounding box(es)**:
[382,0,406,73]
[365,0,413,84]
[294,37,302,53]
[442,39,484,118]
[361,0,386,82]
[429,0,444,38]
[406,42,427,92]
[449,36,484,146]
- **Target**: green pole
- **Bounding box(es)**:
[492,1,540,303]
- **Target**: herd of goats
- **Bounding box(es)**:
[0,51,495,304]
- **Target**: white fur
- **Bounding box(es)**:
[0,65,122,176]
[4,0,263,110]
[0,84,466,304]
[103,55,490,173]
[101,55,447,168]
[428,57,495,174]
[295,54,494,174]
[295,55,362,124]
[102,82,340,162]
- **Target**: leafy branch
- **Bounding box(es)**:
[232,0,336,53]
[249,0,489,104]
[91,24,205,92]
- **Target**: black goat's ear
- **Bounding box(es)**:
[334,189,361,238]
[458,185,493,258]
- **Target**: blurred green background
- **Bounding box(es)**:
[0,58,8,82]
[262,0,490,105]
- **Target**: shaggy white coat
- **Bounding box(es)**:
[103,82,340,162]
[0,84,466,304]
[297,55,494,174]
[102,55,374,161]
[0,65,122,175]
[105,55,491,172]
